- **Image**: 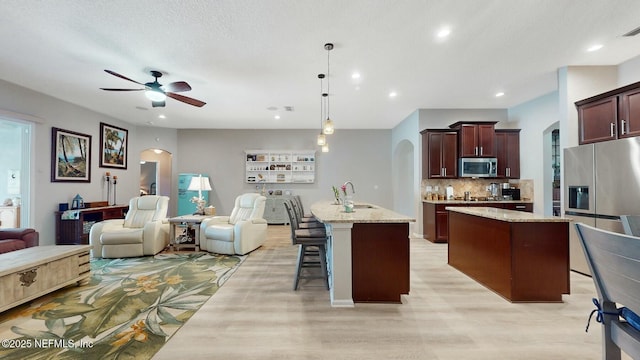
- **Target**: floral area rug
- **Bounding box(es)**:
[0,252,244,360]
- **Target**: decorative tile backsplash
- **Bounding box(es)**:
[421,178,533,200]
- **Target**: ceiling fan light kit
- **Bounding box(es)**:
[100,69,206,108]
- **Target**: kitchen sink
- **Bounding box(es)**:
[352,204,375,209]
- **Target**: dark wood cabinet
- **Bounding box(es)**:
[495,129,520,179]
[619,87,640,138]
[421,129,458,179]
[576,81,640,144]
[423,201,533,243]
[577,96,618,144]
[55,205,128,245]
[351,223,409,303]
[450,122,497,157]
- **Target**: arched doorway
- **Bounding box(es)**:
[140,148,173,213]
[392,139,416,234]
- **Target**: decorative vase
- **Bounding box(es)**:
[343,195,354,213]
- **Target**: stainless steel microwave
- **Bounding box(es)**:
[459,157,497,178]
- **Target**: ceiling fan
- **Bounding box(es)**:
[100,69,206,108]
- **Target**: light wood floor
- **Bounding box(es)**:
[153,225,621,360]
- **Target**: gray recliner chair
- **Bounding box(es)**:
[90,195,170,258]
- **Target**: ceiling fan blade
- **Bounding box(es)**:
[163,81,192,93]
[100,88,144,91]
[104,69,144,85]
[166,92,206,107]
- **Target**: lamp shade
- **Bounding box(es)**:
[187,175,212,191]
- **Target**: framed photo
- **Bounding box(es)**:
[99,122,128,169]
[51,127,91,182]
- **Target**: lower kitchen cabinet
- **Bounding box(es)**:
[423,201,533,243]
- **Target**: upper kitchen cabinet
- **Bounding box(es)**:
[495,129,520,179]
[576,81,640,144]
[449,121,497,157]
[421,129,458,179]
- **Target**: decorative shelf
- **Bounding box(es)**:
[245,150,316,184]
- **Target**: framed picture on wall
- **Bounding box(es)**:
[51,127,91,182]
[99,122,128,169]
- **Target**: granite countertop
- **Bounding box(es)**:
[423,199,533,204]
[446,206,570,223]
[310,201,415,224]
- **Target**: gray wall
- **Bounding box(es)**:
[177,129,393,216]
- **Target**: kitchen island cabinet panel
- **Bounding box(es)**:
[447,207,570,302]
[351,223,409,303]
[423,201,532,243]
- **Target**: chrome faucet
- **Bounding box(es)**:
[343,181,355,194]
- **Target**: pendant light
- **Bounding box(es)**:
[317,74,327,146]
[322,43,335,135]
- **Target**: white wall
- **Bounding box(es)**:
[508,92,558,214]
[391,110,420,234]
[176,129,392,216]
[0,78,178,245]
[418,108,508,130]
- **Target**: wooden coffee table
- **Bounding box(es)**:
[0,245,91,312]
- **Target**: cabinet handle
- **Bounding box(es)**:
[621,120,626,135]
[506,167,510,177]
[480,146,483,156]
[515,205,525,209]
[444,168,447,177]
[475,147,478,156]
[610,122,615,137]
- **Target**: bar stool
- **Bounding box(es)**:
[290,198,324,229]
[283,200,329,290]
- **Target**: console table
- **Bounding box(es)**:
[55,205,128,245]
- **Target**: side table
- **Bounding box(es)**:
[168,215,209,251]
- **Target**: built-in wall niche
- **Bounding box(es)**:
[245,150,316,184]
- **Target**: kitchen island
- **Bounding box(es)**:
[310,201,415,307]
[447,207,571,302]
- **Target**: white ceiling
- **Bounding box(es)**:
[1,0,640,130]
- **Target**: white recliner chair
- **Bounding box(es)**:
[200,193,267,255]
[90,195,170,258]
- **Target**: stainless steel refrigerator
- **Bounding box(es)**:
[564,137,640,274]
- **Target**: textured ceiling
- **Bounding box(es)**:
[1,0,640,129]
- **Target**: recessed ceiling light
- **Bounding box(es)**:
[587,44,603,52]
[274,115,281,120]
[352,72,361,79]
[153,149,163,154]
[389,91,397,98]
[158,114,166,119]
[436,27,451,39]
[495,92,505,97]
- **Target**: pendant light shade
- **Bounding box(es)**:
[323,118,334,135]
[323,43,335,135]
[317,73,328,148]
[322,143,329,152]
[317,133,326,146]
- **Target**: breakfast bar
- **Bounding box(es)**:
[310,201,415,307]
[447,207,571,302]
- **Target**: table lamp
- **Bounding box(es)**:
[187,174,212,215]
